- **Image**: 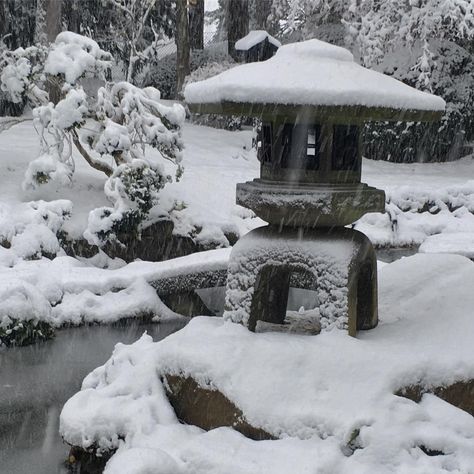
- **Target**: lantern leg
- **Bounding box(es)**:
[249,265,291,331]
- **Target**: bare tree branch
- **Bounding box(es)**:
[71,129,114,177]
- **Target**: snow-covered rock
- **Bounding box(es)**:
[419,232,474,259]
[60,254,474,474]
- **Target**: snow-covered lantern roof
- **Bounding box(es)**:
[184,39,446,228]
[234,30,281,62]
[185,39,445,122]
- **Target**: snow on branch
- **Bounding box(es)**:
[45,32,112,84]
[0,31,185,247]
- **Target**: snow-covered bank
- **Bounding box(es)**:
[358,157,474,248]
[60,254,474,474]
[0,248,230,334]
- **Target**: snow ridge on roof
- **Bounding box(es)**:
[184,39,446,113]
[235,30,282,51]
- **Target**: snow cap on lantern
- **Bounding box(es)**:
[184,39,446,228]
[184,38,445,120]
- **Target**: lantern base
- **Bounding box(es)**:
[223,225,378,337]
[236,180,385,227]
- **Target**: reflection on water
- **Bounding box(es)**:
[376,246,418,263]
[0,321,185,474]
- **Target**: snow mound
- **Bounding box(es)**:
[60,254,474,474]
[0,279,53,328]
[0,199,72,266]
[51,278,162,326]
[184,39,446,112]
[0,248,230,329]
[419,232,474,259]
[355,179,474,247]
[104,448,182,474]
[235,30,281,51]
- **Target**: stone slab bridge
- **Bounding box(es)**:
[146,248,230,316]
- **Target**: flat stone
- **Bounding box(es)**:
[236,180,385,227]
[163,374,275,440]
[396,379,474,416]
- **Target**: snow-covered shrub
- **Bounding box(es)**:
[0,32,185,246]
[85,160,171,245]
[0,280,55,347]
[140,53,177,99]
[0,319,55,347]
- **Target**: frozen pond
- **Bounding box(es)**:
[0,247,417,473]
[0,321,186,474]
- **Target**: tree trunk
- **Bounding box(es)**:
[63,0,81,33]
[45,0,62,42]
[254,0,272,31]
[0,0,7,40]
[35,0,63,104]
[176,0,190,96]
[189,0,204,50]
[35,0,62,45]
[228,0,249,61]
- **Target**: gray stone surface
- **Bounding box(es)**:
[237,180,385,227]
[163,374,274,441]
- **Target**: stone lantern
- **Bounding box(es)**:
[185,39,445,336]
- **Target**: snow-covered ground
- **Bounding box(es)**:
[359,157,474,247]
[60,253,474,474]
[0,120,260,249]
[1,119,473,255]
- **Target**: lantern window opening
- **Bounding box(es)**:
[332,124,359,171]
[280,124,321,171]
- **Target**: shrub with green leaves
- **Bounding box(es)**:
[0,319,55,347]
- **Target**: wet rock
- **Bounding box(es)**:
[163,374,275,441]
[161,291,214,317]
[61,219,236,263]
[396,379,474,416]
[67,446,113,474]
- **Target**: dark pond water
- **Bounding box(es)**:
[376,246,418,263]
[0,321,186,474]
[0,247,416,473]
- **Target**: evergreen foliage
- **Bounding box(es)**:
[269,0,474,162]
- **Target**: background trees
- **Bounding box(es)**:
[1,0,474,162]
[269,0,474,162]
